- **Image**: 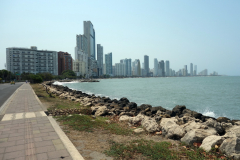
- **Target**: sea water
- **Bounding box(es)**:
[54,76,240,120]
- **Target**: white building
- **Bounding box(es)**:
[115,63,124,76]
[154,58,158,77]
[6,46,58,75]
[75,34,88,76]
[73,60,86,76]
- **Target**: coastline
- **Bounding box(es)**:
[43,81,240,159]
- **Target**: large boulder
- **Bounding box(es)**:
[217,117,231,123]
[160,118,185,139]
[141,117,159,133]
[200,135,225,152]
[204,118,224,135]
[171,105,186,117]
[95,106,108,116]
[151,106,167,114]
[129,113,146,125]
[139,104,152,111]
[219,137,240,159]
[182,121,203,133]
[181,129,217,145]
[224,126,240,138]
[119,115,131,122]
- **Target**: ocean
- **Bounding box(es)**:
[54,76,240,120]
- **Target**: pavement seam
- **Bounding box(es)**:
[48,116,85,160]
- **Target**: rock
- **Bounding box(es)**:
[191,111,202,119]
[134,128,145,134]
[182,121,202,133]
[151,106,166,114]
[141,117,159,133]
[129,113,146,125]
[224,126,240,138]
[95,106,108,116]
[200,135,225,152]
[160,118,185,139]
[217,117,231,123]
[119,115,131,122]
[221,122,233,131]
[181,129,217,145]
[171,105,186,117]
[220,137,240,159]
[139,104,152,111]
[91,106,99,113]
[204,118,224,135]
[105,120,111,124]
[177,116,196,125]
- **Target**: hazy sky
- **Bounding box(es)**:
[1,0,239,75]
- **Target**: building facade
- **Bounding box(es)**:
[105,53,112,75]
[6,46,58,75]
[165,60,170,77]
[144,55,149,77]
[84,21,95,60]
[190,63,193,76]
[154,58,158,77]
[97,44,103,76]
[159,60,165,77]
[58,51,73,75]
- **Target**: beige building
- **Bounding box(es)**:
[73,60,86,76]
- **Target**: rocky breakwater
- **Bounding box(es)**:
[43,81,240,159]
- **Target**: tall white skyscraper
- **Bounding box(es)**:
[84,21,95,60]
[165,60,170,77]
[154,58,158,77]
[194,65,197,76]
[190,63,193,76]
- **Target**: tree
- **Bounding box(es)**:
[61,70,76,79]
[31,75,43,83]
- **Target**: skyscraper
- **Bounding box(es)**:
[144,55,149,77]
[194,65,197,76]
[165,60,170,77]
[84,21,95,60]
[159,60,165,77]
[105,53,112,75]
[154,58,158,77]
[184,65,188,76]
[190,63,193,76]
[97,44,103,76]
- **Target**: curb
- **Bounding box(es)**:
[48,116,85,160]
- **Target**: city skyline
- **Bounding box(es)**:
[1,1,240,76]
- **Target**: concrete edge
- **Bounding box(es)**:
[48,116,85,160]
[30,83,47,111]
[0,83,23,115]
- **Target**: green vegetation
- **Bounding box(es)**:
[104,140,228,160]
[56,114,133,135]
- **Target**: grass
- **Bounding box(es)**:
[104,139,230,160]
[56,114,133,135]
[31,83,83,110]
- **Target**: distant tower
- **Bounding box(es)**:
[154,58,158,76]
[84,21,95,60]
[105,53,112,75]
[194,65,197,76]
[165,60,170,77]
[184,65,188,76]
[190,63,193,76]
[159,60,165,77]
[144,55,149,77]
[97,44,103,76]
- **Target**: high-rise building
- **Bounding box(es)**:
[144,55,149,77]
[84,21,95,60]
[6,46,58,75]
[97,44,103,76]
[159,60,165,77]
[58,51,73,75]
[165,60,170,77]
[154,58,158,77]
[132,59,141,76]
[75,34,88,76]
[184,65,188,76]
[190,63,193,76]
[198,69,208,76]
[105,53,112,75]
[194,65,197,76]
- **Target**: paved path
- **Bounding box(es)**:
[0,82,24,107]
[0,83,84,160]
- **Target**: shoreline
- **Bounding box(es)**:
[43,81,240,159]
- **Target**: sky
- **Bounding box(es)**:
[0,0,240,76]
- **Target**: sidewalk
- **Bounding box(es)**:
[0,83,84,160]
